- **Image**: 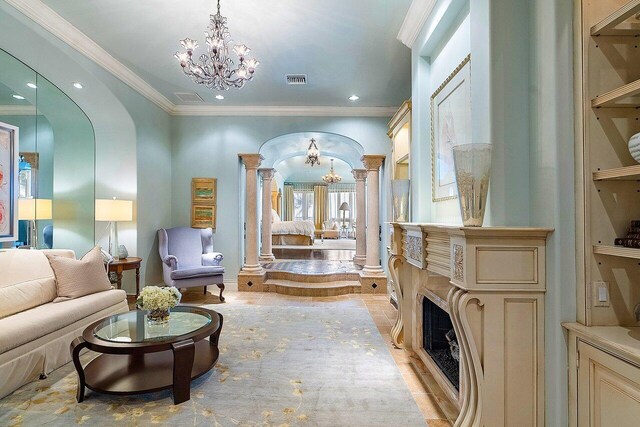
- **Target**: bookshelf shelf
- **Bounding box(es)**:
[590,0,640,36]
[593,165,640,181]
[593,244,640,259]
[591,78,640,108]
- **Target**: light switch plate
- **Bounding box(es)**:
[593,281,610,307]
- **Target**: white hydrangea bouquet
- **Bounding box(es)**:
[136,286,182,324]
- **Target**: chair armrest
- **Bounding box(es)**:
[163,255,178,270]
[202,252,224,266]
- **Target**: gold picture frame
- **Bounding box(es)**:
[431,54,471,202]
[191,204,216,229]
[191,178,217,205]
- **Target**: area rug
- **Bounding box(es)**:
[0,305,426,426]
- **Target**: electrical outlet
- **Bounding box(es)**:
[593,281,610,307]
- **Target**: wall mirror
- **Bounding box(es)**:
[0,48,95,255]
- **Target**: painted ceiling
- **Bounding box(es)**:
[38,0,412,107]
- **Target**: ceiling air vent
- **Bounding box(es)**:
[285,74,307,85]
[174,92,204,103]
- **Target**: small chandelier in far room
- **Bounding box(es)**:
[175,0,259,90]
[322,159,342,184]
[305,138,320,166]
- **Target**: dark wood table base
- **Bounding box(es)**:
[70,314,222,405]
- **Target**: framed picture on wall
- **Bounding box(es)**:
[431,55,471,202]
[191,178,217,205]
[0,122,19,242]
[191,204,216,229]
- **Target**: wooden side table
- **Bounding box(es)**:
[106,257,142,296]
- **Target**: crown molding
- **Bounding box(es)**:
[171,105,398,117]
[397,0,438,48]
[0,105,40,115]
[5,0,174,113]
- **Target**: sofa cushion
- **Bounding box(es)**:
[47,246,112,302]
[0,250,72,319]
[170,265,225,280]
[0,289,127,354]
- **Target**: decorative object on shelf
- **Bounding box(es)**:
[305,138,320,166]
[136,285,182,325]
[175,0,259,90]
[452,143,492,227]
[18,198,52,248]
[0,121,19,242]
[322,159,342,184]
[95,198,133,260]
[431,55,471,202]
[391,179,410,222]
[191,178,217,229]
[628,132,640,163]
[117,244,129,259]
[614,219,640,248]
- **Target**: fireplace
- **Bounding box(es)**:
[422,297,459,390]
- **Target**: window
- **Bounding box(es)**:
[328,190,356,227]
[293,191,314,221]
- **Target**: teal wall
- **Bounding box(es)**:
[171,116,392,277]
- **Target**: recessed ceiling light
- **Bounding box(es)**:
[12,94,25,100]
[26,83,37,89]
[215,94,225,100]
[349,94,360,101]
[73,82,83,89]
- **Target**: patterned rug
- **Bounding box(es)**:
[0,305,425,426]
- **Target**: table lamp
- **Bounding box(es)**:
[18,198,52,248]
[95,198,133,260]
[339,202,350,229]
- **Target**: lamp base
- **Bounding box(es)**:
[108,221,120,261]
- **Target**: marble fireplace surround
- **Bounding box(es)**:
[388,223,552,427]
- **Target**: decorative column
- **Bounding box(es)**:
[352,169,367,266]
[361,155,385,276]
[259,168,276,262]
[238,154,265,291]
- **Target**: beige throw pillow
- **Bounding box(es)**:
[47,246,112,302]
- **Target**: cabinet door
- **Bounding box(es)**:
[577,341,640,427]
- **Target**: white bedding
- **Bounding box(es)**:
[271,220,315,237]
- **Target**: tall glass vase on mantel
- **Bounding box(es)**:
[452,143,492,227]
[391,179,410,222]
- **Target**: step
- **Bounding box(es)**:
[265,270,361,283]
[264,279,361,297]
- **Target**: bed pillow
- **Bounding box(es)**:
[272,209,281,223]
[47,246,112,302]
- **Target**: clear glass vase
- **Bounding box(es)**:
[391,179,410,222]
[146,308,170,325]
[452,143,492,227]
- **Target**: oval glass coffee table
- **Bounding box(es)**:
[70,305,222,405]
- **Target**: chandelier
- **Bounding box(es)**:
[305,138,320,166]
[322,159,342,184]
[175,0,259,90]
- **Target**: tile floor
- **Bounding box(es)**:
[176,289,454,426]
[262,260,360,275]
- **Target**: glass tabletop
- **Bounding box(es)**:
[93,306,213,343]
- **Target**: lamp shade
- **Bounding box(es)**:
[95,198,133,222]
[18,198,52,220]
[339,202,350,211]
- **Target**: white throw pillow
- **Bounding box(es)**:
[47,246,112,302]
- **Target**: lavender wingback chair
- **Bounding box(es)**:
[158,227,225,301]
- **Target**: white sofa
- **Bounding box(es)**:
[0,249,128,399]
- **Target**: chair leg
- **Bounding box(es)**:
[204,285,208,295]
[217,283,225,302]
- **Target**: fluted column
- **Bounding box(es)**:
[239,154,263,273]
[352,169,367,266]
[259,168,276,262]
[361,155,385,276]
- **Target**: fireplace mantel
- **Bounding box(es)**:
[388,223,552,426]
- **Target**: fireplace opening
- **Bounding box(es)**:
[422,297,460,390]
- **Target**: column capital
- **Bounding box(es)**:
[258,168,276,180]
[239,153,264,169]
[351,169,368,182]
[361,155,385,171]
